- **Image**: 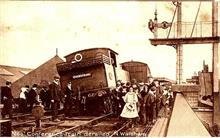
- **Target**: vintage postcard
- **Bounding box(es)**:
[0,0,219,137]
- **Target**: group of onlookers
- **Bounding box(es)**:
[1,76,173,127]
[18,84,41,113]
[112,77,173,127]
[0,76,66,122]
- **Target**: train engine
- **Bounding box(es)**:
[56,48,129,115]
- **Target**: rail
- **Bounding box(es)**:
[51,113,113,137]
[12,115,61,127]
[109,120,132,137]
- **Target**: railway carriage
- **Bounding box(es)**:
[56,48,130,115]
[121,61,152,83]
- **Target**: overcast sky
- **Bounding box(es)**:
[0,1,218,81]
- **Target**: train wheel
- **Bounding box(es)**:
[103,96,112,114]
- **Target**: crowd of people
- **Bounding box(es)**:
[0,76,74,122]
[112,77,173,127]
[1,76,173,126]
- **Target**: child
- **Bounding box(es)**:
[120,87,139,127]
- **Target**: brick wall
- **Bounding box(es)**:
[172,84,200,107]
[183,92,199,107]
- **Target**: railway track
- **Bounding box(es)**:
[143,123,154,134]
[70,117,151,137]
[11,109,64,127]
[12,115,54,127]
[50,113,113,137]
[46,116,154,137]
[12,113,113,137]
[109,120,132,137]
[12,114,65,137]
[12,113,32,120]
[110,121,154,137]
[11,112,157,137]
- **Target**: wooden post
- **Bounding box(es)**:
[212,0,220,126]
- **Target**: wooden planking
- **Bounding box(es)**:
[203,73,212,96]
[199,72,212,96]
[199,72,206,96]
[148,117,168,137]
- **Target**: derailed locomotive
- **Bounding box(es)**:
[56,48,130,115]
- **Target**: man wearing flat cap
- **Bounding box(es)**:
[49,76,62,122]
[1,81,13,118]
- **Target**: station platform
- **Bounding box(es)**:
[148,117,168,137]
[167,93,211,136]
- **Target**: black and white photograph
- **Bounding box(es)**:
[0,0,220,137]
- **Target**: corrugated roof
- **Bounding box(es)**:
[19,70,31,75]
[0,77,7,86]
[0,65,33,86]
[11,55,64,97]
[0,68,14,76]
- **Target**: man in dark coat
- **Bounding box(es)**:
[143,86,156,125]
[44,88,51,110]
[154,80,163,118]
[147,77,156,92]
[49,76,61,121]
[139,83,148,125]
[39,87,47,108]
[64,82,74,117]
[112,80,123,116]
[1,81,13,118]
[28,84,38,112]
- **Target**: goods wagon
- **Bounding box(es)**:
[121,61,152,83]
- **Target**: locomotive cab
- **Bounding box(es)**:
[56,48,126,115]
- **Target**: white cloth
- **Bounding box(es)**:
[68,84,72,90]
[19,87,27,99]
[120,92,139,118]
[53,80,59,85]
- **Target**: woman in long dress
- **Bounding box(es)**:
[120,87,139,127]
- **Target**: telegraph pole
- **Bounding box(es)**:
[176,1,183,84]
